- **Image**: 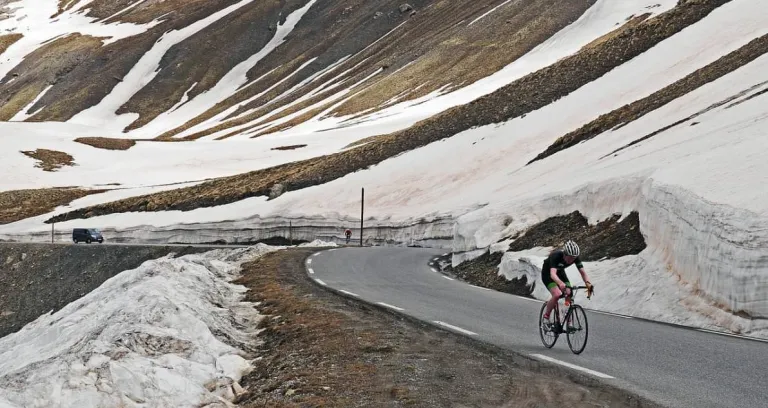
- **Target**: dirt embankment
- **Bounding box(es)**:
[233,248,660,407]
[0,243,212,338]
[452,212,646,296]
[0,188,106,225]
[46,0,732,224]
[74,137,137,151]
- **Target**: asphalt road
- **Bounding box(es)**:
[307,246,768,408]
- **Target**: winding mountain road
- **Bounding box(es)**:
[307,246,767,408]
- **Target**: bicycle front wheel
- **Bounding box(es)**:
[538,302,558,348]
[566,304,589,354]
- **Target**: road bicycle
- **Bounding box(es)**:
[538,285,593,354]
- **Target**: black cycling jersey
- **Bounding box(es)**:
[541,249,583,288]
[542,249,583,271]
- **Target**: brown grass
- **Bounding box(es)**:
[0,187,106,225]
[74,137,136,151]
[0,33,22,55]
[330,0,597,118]
[160,0,593,141]
[73,136,188,150]
[242,92,342,140]
[0,85,47,121]
[156,57,316,141]
[121,2,316,133]
[21,149,75,172]
[234,252,365,406]
[46,0,732,223]
[248,104,330,139]
[581,13,652,50]
[271,144,307,151]
[0,33,102,121]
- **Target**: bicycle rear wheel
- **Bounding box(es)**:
[538,302,558,348]
[566,304,589,354]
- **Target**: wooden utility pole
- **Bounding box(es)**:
[360,188,364,247]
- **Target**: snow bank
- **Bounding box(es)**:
[499,247,768,339]
[457,176,768,338]
[297,239,338,247]
[0,214,457,250]
[0,245,278,407]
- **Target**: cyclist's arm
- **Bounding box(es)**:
[574,258,591,285]
[550,268,566,287]
[577,267,591,284]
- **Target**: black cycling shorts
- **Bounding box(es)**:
[541,265,571,290]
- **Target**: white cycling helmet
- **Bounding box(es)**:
[563,240,580,257]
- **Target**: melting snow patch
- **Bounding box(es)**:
[298,239,339,247]
[0,244,278,408]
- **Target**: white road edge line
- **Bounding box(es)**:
[530,354,614,379]
[339,290,360,297]
[431,268,438,273]
[515,295,540,303]
[433,321,477,336]
[589,310,633,319]
[697,328,768,342]
[469,284,491,291]
[377,302,404,311]
[442,253,450,256]
[308,268,315,274]
[328,248,338,252]
[314,278,327,286]
[442,276,454,281]
[306,259,312,265]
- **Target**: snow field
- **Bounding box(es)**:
[2,0,686,194]
[0,244,279,408]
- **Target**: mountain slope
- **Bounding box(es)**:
[2,0,768,338]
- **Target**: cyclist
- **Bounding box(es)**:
[344,228,352,244]
[541,240,593,322]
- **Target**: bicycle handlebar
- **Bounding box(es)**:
[558,285,594,299]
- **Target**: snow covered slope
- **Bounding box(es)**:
[0,245,277,407]
[2,0,767,336]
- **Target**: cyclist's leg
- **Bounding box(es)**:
[541,266,561,319]
[544,283,561,319]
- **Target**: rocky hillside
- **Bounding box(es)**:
[1,0,592,138]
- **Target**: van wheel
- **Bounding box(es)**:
[73,239,78,244]
[86,238,92,244]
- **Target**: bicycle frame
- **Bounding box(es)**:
[551,285,590,333]
[539,285,592,353]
